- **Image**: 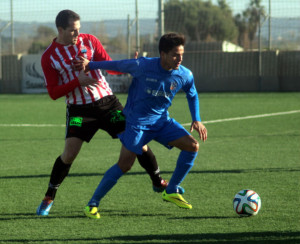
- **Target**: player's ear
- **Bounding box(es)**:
[57,26,64,35]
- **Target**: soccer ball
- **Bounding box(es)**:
[233,189,261,217]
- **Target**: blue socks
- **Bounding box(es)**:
[166,150,198,194]
[88,164,124,207]
[87,150,197,206]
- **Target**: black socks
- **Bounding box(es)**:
[45,156,71,200]
[136,147,162,186]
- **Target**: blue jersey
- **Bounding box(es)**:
[89,57,200,126]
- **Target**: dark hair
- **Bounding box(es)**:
[159,33,185,54]
[55,10,80,29]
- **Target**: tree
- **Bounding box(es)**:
[90,21,109,45]
[28,25,56,54]
[235,0,265,49]
[234,13,247,47]
[164,0,237,42]
[107,29,127,54]
[36,26,56,41]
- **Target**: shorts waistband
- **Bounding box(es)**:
[68,95,115,108]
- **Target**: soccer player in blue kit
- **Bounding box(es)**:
[82,33,207,219]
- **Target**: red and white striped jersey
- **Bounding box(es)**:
[41,33,118,104]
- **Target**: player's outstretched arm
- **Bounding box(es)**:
[190,121,207,142]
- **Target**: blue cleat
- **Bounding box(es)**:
[36,197,54,216]
[177,186,185,195]
[153,180,185,194]
[153,179,168,193]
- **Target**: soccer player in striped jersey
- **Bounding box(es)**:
[36,9,168,216]
[83,33,207,219]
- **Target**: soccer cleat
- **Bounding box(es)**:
[36,197,54,216]
[153,179,169,193]
[162,190,192,209]
[177,186,185,195]
[153,180,185,194]
[84,206,100,219]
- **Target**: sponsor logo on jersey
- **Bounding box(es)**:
[145,87,171,97]
[170,81,178,91]
[146,77,158,82]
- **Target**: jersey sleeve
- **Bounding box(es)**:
[41,54,80,100]
[89,58,141,76]
[182,71,201,121]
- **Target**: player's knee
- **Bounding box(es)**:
[122,165,132,173]
[118,160,135,173]
[61,150,78,164]
[189,140,199,152]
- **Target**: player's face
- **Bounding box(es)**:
[160,45,184,71]
[59,20,80,45]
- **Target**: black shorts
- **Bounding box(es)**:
[66,95,125,142]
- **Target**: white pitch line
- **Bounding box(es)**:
[0,124,65,127]
[182,110,300,126]
[0,110,299,128]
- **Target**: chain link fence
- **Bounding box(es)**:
[0,0,299,93]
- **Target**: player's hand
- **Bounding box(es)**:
[134,51,138,59]
[72,56,90,73]
[77,69,98,87]
[72,58,84,71]
[78,56,90,71]
[190,121,207,142]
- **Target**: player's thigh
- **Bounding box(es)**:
[119,124,154,155]
[97,98,125,138]
[168,134,199,152]
[61,137,84,164]
[66,105,99,142]
[100,112,126,138]
[155,119,191,150]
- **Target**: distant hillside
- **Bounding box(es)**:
[0,18,157,38]
[261,17,300,41]
[1,17,299,41]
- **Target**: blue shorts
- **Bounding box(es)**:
[118,118,190,155]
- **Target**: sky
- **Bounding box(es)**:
[0,0,299,23]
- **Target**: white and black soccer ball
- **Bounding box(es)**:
[233,189,261,217]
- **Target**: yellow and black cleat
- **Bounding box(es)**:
[84,206,100,219]
[162,190,192,209]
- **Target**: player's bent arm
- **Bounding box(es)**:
[46,78,80,100]
[42,57,81,100]
[184,81,207,141]
[77,70,98,86]
[47,72,98,100]
[187,94,201,122]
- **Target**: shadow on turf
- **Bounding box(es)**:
[103,232,300,244]
[1,167,300,180]
[0,232,299,243]
[168,215,236,220]
[0,209,170,221]
[0,213,87,221]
